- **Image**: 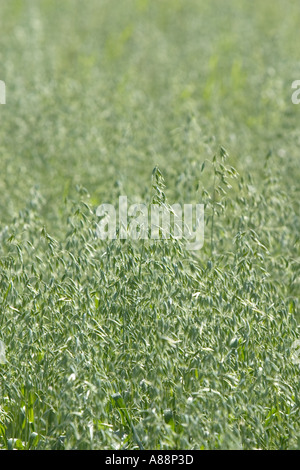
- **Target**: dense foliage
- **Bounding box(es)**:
[0,0,299,449]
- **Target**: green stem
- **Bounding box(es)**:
[211,168,216,259]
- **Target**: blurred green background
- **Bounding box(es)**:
[0,0,299,233]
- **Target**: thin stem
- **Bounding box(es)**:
[211,167,216,259]
[138,239,145,279]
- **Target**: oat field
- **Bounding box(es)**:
[0,0,299,450]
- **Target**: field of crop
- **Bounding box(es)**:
[0,0,299,450]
